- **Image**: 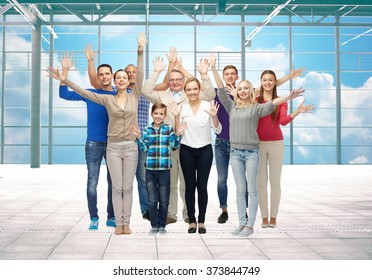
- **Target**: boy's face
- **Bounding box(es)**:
[152,108,166,126]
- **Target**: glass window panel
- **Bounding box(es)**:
[340,72,372,88]
[4,146,30,163]
[4,89,31,107]
[342,109,372,126]
[342,128,372,145]
[4,127,30,145]
[53,128,87,145]
[4,70,31,88]
[54,33,98,51]
[293,128,336,145]
[149,26,194,51]
[53,108,87,126]
[342,146,372,164]
[293,35,335,52]
[41,145,49,164]
[4,108,30,126]
[293,146,337,164]
[41,127,49,145]
[53,146,85,164]
[292,53,335,71]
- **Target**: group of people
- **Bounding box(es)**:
[47,32,314,237]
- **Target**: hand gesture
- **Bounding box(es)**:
[296,100,315,113]
[153,57,167,73]
[84,44,96,62]
[196,58,209,76]
[167,102,182,117]
[204,100,220,117]
[290,66,306,78]
[46,66,65,81]
[128,125,141,139]
[176,121,188,136]
[288,87,305,100]
[137,32,147,51]
[174,56,183,70]
[60,51,75,70]
[225,83,236,97]
[209,53,216,69]
[166,47,177,64]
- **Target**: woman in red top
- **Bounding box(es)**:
[256,70,314,228]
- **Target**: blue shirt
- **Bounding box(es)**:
[136,123,181,170]
[59,85,116,142]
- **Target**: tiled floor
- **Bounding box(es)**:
[0,164,371,260]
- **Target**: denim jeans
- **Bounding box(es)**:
[214,137,230,209]
[136,149,149,215]
[230,148,259,228]
[146,169,170,228]
[85,141,114,220]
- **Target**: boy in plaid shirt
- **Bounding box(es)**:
[130,103,187,235]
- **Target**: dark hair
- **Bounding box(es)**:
[97,63,113,74]
[113,69,130,80]
[222,65,238,76]
[151,102,167,114]
[258,70,278,124]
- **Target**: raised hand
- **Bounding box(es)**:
[153,57,167,73]
[128,125,141,138]
[167,102,182,117]
[60,51,75,70]
[296,100,315,113]
[209,53,216,69]
[290,66,306,78]
[137,32,147,51]
[289,87,305,100]
[84,44,96,62]
[204,100,220,117]
[176,121,188,136]
[166,47,177,64]
[225,83,237,97]
[196,58,210,76]
[46,66,65,81]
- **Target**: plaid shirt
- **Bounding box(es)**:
[136,123,181,170]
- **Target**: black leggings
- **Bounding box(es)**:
[180,144,213,224]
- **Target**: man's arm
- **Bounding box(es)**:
[197,57,215,101]
[84,44,100,89]
[142,57,167,104]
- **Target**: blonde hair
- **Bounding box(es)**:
[235,80,255,108]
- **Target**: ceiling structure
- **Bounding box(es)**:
[0,1,371,24]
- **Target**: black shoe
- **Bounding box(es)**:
[142,211,150,221]
[217,212,228,224]
[198,226,207,234]
[188,226,197,234]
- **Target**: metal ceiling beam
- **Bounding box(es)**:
[60,4,90,22]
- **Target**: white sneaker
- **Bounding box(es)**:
[231,226,245,235]
[238,226,254,237]
[149,227,158,235]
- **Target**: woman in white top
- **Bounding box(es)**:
[177,77,221,234]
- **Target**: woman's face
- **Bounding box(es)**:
[261,73,276,93]
[237,81,252,102]
[185,81,200,102]
[114,70,129,90]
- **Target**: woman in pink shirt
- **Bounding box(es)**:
[257,70,314,228]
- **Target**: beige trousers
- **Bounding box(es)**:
[258,140,284,219]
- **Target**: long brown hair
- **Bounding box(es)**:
[257,70,278,124]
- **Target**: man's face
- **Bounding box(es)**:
[125,65,137,86]
[97,67,113,87]
[223,68,238,87]
[168,72,184,93]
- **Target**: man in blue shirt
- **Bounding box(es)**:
[60,52,116,230]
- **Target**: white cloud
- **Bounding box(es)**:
[349,156,369,164]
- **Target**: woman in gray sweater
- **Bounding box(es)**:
[210,54,304,237]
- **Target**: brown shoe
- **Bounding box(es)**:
[123,225,132,234]
[114,225,124,235]
[166,217,177,225]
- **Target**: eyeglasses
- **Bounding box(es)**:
[169,78,184,83]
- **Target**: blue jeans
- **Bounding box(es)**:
[146,169,170,228]
[85,141,114,220]
[230,148,259,228]
[136,149,149,215]
[214,137,230,209]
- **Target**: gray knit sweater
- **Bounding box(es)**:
[217,87,275,150]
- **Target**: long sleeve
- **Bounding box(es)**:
[217,87,234,114]
[169,129,181,151]
[199,76,216,101]
[141,72,163,104]
[63,78,107,106]
[59,85,84,101]
[133,50,144,98]
[278,102,293,126]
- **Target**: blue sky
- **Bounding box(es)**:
[1,14,372,164]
